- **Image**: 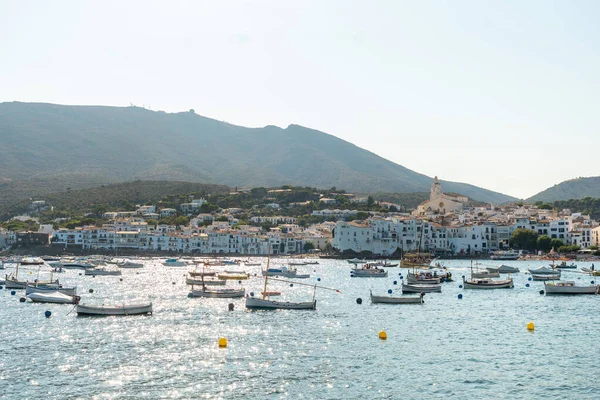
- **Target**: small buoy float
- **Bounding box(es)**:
[527,322,535,331]
[458,294,463,299]
[218,337,228,348]
[525,283,530,287]
[356,298,362,304]
[290,283,294,287]
[45,311,52,318]
[459,285,463,289]
[528,277,532,281]
[19,297,26,303]
[89,289,94,293]
[387,289,392,294]
[317,278,321,282]
[250,292,255,297]
[378,330,387,340]
[393,281,397,285]
[10,291,16,296]
[172,282,176,285]
[539,290,545,295]
[119,278,123,282]
[228,303,234,311]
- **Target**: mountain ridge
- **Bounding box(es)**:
[526,176,600,203]
[0,101,517,204]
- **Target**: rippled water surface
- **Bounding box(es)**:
[1,258,600,399]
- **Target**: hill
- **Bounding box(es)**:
[526,177,600,203]
[0,181,230,219]
[0,102,517,205]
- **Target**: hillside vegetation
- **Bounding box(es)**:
[0,102,516,204]
[527,177,600,202]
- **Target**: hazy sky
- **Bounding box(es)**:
[1,1,599,199]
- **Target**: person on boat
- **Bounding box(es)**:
[592,264,595,272]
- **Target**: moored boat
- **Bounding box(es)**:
[188,287,245,298]
[76,303,153,316]
[351,264,388,278]
[19,257,45,265]
[554,261,577,269]
[528,266,561,275]
[218,272,249,280]
[27,291,80,304]
[162,258,187,267]
[85,267,122,276]
[486,265,520,273]
[490,251,520,260]
[462,276,514,289]
[544,281,598,295]
[472,270,500,278]
[26,284,77,296]
[245,296,316,309]
[185,277,226,286]
[401,283,442,293]
[532,273,561,281]
[370,290,424,304]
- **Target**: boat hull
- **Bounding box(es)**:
[26,285,77,296]
[76,303,153,316]
[544,282,598,295]
[402,283,442,293]
[189,289,245,298]
[245,297,316,310]
[28,292,79,304]
[462,278,514,289]
[186,278,226,286]
[370,292,424,304]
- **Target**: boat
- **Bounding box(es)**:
[462,276,514,289]
[304,260,319,265]
[261,267,284,275]
[280,266,310,279]
[185,277,226,286]
[532,273,562,281]
[401,253,433,269]
[27,291,80,304]
[62,261,96,269]
[544,281,599,295]
[581,268,600,276]
[85,267,122,276]
[554,261,577,269]
[370,290,425,304]
[472,270,500,278]
[189,270,217,277]
[217,272,249,280]
[486,265,520,274]
[288,261,307,266]
[377,260,399,268]
[490,251,520,260]
[528,266,561,275]
[347,258,367,264]
[19,257,45,265]
[406,271,441,284]
[76,303,153,316]
[351,263,388,278]
[4,272,60,290]
[245,248,328,310]
[244,262,262,266]
[188,287,245,298]
[26,284,77,296]
[117,260,145,268]
[402,283,442,293]
[162,258,187,267]
[260,291,281,296]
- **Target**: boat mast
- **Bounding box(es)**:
[262,240,271,300]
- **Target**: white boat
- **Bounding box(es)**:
[544,281,598,295]
[28,291,79,304]
[351,263,388,278]
[486,265,520,273]
[244,262,262,266]
[245,296,316,310]
[472,270,500,278]
[0,261,5,270]
[189,287,245,298]
[4,273,60,289]
[528,266,561,275]
[19,257,45,265]
[26,284,77,296]
[62,261,96,269]
[462,277,514,289]
[347,258,366,264]
[280,266,310,279]
[162,258,187,267]
[117,260,145,268]
[76,303,153,316]
[402,283,442,293]
[185,277,226,286]
[370,290,424,304]
[490,251,520,260]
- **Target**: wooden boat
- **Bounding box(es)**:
[218,272,249,280]
[554,261,577,269]
[544,281,598,295]
[188,270,217,277]
[486,265,520,273]
[26,284,77,296]
[4,274,60,290]
[28,291,80,304]
[406,272,441,285]
[260,291,281,296]
[402,283,442,293]
[185,277,226,286]
[370,290,424,304]
[280,266,310,279]
[532,273,561,281]
[76,303,153,316]
[245,297,316,309]
[189,287,245,298]
[19,257,45,265]
[581,268,600,276]
[351,263,388,278]
[400,253,433,269]
[462,276,514,289]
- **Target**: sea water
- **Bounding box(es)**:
[1,258,599,399]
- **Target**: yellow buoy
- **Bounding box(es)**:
[527,322,535,331]
[218,337,228,348]
[378,330,387,340]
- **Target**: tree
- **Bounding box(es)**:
[550,239,565,250]
[536,235,552,252]
[303,242,315,253]
[367,196,375,210]
[509,228,538,251]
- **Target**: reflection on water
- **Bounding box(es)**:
[1,258,599,399]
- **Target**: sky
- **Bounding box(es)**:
[1,0,599,199]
